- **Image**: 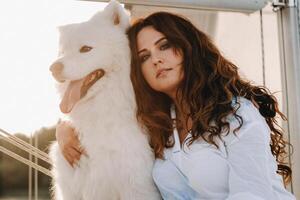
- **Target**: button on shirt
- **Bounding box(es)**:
[152,97,296,200]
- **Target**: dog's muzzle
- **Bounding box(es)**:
[49,62,65,83]
[59,69,105,114]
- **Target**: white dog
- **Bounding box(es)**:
[49,1,161,199]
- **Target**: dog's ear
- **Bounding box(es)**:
[103,0,130,29]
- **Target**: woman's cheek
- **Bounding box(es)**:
[141,68,154,87]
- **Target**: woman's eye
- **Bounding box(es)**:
[160,42,171,50]
[140,54,150,62]
[80,45,93,53]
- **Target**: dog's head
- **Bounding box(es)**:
[49,0,130,114]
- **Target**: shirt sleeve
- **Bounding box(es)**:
[221,98,293,200]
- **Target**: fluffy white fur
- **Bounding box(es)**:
[49,1,161,199]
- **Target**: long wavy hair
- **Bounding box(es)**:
[126,12,292,185]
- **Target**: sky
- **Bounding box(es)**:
[0,0,108,135]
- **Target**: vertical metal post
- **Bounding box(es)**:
[259,9,266,87]
[277,0,300,197]
[28,134,32,200]
[34,134,38,200]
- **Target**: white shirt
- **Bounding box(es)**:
[152,97,296,200]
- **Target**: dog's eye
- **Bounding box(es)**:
[80,45,93,53]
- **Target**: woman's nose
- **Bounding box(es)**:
[152,53,164,66]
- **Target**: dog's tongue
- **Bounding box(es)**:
[60,79,85,113]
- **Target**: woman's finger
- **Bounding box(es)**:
[62,147,79,165]
[71,142,82,154]
[69,147,82,161]
[69,131,81,149]
[64,153,75,167]
[70,136,88,158]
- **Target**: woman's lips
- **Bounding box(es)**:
[156,68,172,78]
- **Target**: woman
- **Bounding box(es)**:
[56,12,296,199]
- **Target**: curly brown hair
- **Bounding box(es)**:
[126,12,292,185]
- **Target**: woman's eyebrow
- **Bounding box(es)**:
[138,49,146,55]
[138,37,166,54]
[154,37,166,45]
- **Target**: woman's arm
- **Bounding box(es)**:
[55,121,85,167]
[225,121,274,200]
[223,98,295,200]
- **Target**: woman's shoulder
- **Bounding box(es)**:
[230,96,265,124]
[221,96,271,146]
[231,96,256,112]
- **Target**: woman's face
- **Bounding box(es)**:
[137,26,184,99]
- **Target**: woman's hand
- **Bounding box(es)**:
[55,120,86,167]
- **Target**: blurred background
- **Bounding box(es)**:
[0,0,299,199]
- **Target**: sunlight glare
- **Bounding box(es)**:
[0,0,108,135]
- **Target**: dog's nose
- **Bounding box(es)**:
[50,62,64,74]
[50,62,65,82]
